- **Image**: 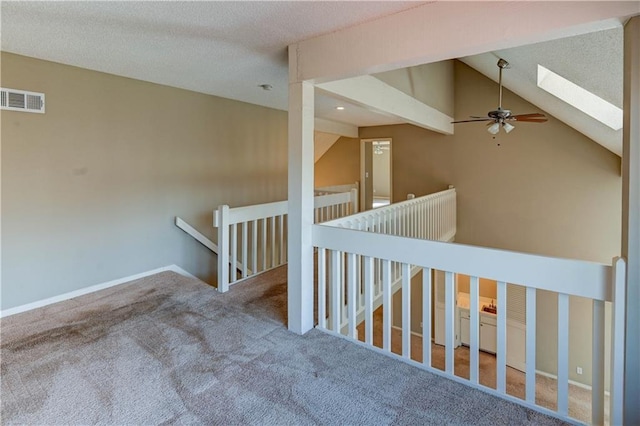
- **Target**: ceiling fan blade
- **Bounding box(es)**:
[511,113,547,120]
[513,117,548,123]
[451,118,493,123]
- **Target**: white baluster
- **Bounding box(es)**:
[364,256,374,345]
[402,263,411,358]
[382,259,392,351]
[261,218,267,271]
[445,271,455,374]
[526,287,537,403]
[470,276,480,384]
[278,215,284,265]
[318,248,327,329]
[592,299,605,425]
[330,250,340,333]
[347,253,357,339]
[422,267,432,367]
[557,293,569,416]
[241,222,248,278]
[270,216,276,268]
[231,223,237,284]
[497,281,507,393]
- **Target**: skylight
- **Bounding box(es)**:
[537,64,622,131]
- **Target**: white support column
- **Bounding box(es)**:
[287,44,315,335]
[622,16,640,425]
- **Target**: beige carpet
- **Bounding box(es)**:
[0,267,569,425]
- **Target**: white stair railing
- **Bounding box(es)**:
[313,198,624,424]
[320,187,456,333]
[323,187,456,242]
[214,189,358,292]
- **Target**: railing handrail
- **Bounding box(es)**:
[215,188,358,292]
[312,224,611,301]
[214,200,288,227]
[176,217,219,253]
[314,191,352,209]
[213,191,355,227]
[323,187,455,227]
[314,182,359,195]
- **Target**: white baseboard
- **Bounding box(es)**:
[391,324,427,339]
[535,369,609,395]
[0,264,198,318]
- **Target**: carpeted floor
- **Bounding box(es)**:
[1,268,569,425]
[356,309,600,424]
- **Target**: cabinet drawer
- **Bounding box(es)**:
[459,308,470,320]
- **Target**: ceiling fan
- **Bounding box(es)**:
[452,58,548,134]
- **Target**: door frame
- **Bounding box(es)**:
[360,138,393,211]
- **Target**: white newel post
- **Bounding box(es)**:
[350,188,358,214]
[216,205,230,292]
[623,16,640,424]
[287,44,315,334]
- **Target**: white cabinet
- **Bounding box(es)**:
[459,309,497,354]
[460,316,470,345]
[479,322,497,354]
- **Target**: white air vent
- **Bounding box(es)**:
[1,88,45,113]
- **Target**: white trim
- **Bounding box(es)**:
[535,369,608,395]
[391,324,430,340]
[0,264,198,318]
[176,217,219,254]
[314,117,358,138]
[318,76,453,135]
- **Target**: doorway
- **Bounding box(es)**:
[360,138,392,211]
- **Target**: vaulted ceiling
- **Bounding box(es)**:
[2,1,637,156]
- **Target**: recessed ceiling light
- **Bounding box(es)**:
[336,106,345,110]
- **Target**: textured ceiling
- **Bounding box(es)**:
[0,1,424,127]
[0,1,635,153]
[461,27,624,155]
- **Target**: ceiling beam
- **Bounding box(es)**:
[291,1,638,84]
[317,76,453,135]
[314,117,359,138]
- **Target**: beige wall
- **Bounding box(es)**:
[360,124,454,203]
[1,52,288,310]
[314,136,360,188]
[359,61,621,386]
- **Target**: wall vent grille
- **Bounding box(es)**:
[0,88,45,113]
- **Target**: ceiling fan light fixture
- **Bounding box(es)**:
[503,122,515,133]
[487,122,500,135]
